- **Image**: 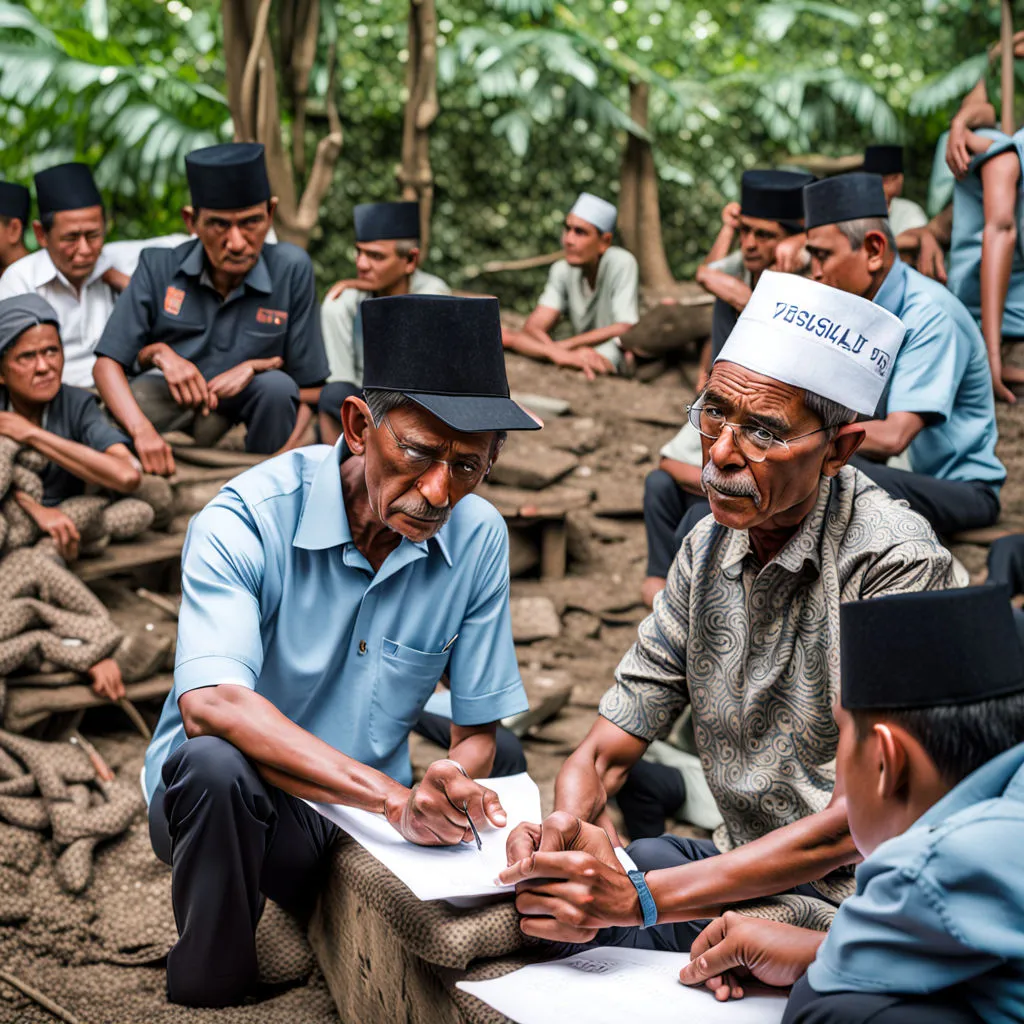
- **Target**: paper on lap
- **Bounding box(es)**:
[307,772,541,902]
[457,947,787,1024]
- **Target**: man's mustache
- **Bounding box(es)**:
[389,497,451,526]
[701,461,763,509]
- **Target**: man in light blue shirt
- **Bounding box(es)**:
[677,585,1024,1024]
[804,173,1004,537]
[146,294,539,1007]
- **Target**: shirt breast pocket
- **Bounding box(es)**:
[368,638,450,755]
[237,328,286,360]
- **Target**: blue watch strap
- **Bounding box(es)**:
[627,869,658,928]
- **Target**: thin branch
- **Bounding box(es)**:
[239,0,272,139]
[0,969,84,1024]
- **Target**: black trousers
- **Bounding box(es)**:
[643,469,711,577]
[615,759,686,841]
[149,736,340,1007]
[593,835,836,953]
[318,380,361,422]
[411,710,528,777]
[783,975,982,1024]
[849,456,1000,538]
[988,534,1024,594]
[215,370,301,453]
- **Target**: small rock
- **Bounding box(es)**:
[562,609,601,641]
[629,443,651,465]
[489,440,579,490]
[511,597,562,643]
[511,392,572,419]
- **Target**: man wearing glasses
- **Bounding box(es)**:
[142,294,539,1007]
[497,272,965,955]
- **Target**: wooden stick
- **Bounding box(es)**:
[117,698,152,741]
[135,587,180,620]
[466,251,563,278]
[0,968,84,1024]
[1003,0,1015,136]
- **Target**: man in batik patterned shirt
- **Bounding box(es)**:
[498,271,967,955]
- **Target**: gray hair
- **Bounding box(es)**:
[834,216,897,253]
[363,387,507,448]
[803,389,857,437]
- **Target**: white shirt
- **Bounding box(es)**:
[888,196,928,236]
[0,234,191,387]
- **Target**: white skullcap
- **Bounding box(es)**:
[569,192,617,234]
[715,270,905,415]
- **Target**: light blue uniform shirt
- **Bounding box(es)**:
[143,442,528,803]
[809,741,1024,1024]
[874,259,1005,487]
[948,127,1024,338]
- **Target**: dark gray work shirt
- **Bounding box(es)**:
[95,238,329,386]
[0,385,129,505]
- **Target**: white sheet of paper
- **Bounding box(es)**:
[307,772,541,902]
[457,946,788,1024]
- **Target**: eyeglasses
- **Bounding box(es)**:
[686,397,829,463]
[381,414,488,485]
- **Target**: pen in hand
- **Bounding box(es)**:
[463,800,483,850]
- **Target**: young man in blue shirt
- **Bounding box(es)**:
[677,584,1024,1024]
[145,294,539,1007]
[804,173,1005,537]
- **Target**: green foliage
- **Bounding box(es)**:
[0,0,996,310]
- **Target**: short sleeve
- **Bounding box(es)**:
[94,251,159,368]
[174,492,267,697]
[321,291,360,383]
[707,250,746,278]
[537,261,570,314]
[606,250,640,325]
[660,422,702,465]
[281,254,329,386]
[68,388,129,452]
[598,540,692,741]
[447,513,529,726]
[0,259,33,299]
[883,308,958,423]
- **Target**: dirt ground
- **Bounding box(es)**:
[2,350,1022,1023]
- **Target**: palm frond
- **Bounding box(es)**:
[908,53,989,116]
[755,1,861,43]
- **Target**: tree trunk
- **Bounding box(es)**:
[220,0,342,250]
[1002,0,1015,135]
[397,0,439,251]
[623,80,675,295]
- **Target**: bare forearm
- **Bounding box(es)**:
[560,322,632,350]
[503,328,559,361]
[694,269,751,312]
[858,412,924,459]
[93,357,152,438]
[23,429,139,493]
[704,225,736,265]
[955,102,996,132]
[554,729,646,821]
[448,725,498,778]
[659,458,703,496]
[181,686,406,811]
[648,802,858,923]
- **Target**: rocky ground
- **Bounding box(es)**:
[1,349,1022,1023]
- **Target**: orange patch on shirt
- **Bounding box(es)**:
[256,307,288,327]
[164,286,185,316]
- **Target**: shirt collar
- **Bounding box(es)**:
[29,248,111,291]
[872,258,907,317]
[719,474,833,578]
[916,740,1024,829]
[292,441,454,567]
[177,238,273,295]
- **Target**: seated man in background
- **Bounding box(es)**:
[694,168,815,385]
[145,294,538,1007]
[0,294,141,700]
[498,273,963,952]
[862,144,928,236]
[678,585,1024,1024]
[0,163,124,388]
[502,193,638,378]
[93,143,328,477]
[805,172,1004,537]
[318,200,450,445]
[0,181,29,274]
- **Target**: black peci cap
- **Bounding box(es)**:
[740,169,816,224]
[862,145,903,176]
[841,586,1024,710]
[34,163,102,216]
[361,295,540,433]
[0,182,30,225]
[803,172,889,230]
[354,202,421,242]
[185,142,271,211]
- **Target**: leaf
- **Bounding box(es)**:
[755,1,861,42]
[0,2,58,47]
[908,53,989,116]
[492,108,531,155]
